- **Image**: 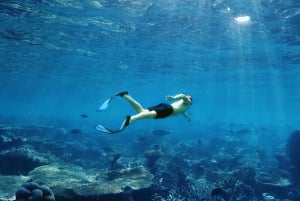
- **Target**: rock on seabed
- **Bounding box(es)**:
[29,164,153,200]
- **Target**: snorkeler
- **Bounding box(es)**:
[96,91,192,134]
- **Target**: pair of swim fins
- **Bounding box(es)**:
[96,91,129,134]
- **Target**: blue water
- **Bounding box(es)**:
[1,0,299,132]
[0,0,299,143]
[1,1,300,200]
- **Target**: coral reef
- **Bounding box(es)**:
[287,130,300,171]
[211,187,228,201]
[0,148,49,175]
[0,175,29,199]
[109,153,124,170]
[0,124,298,201]
[144,145,163,171]
[15,182,55,201]
[29,164,153,200]
[0,130,24,151]
[255,171,292,198]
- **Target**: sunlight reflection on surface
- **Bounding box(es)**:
[234,16,251,24]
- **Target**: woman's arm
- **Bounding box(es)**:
[182,112,191,121]
[165,93,186,101]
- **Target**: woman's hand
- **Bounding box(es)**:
[165,95,173,101]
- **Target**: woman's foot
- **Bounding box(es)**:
[124,115,131,126]
[116,91,128,97]
[119,115,131,131]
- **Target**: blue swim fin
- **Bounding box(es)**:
[96,116,130,134]
[96,124,123,134]
[97,91,128,111]
[98,96,113,111]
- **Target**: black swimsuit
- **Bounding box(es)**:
[148,103,174,119]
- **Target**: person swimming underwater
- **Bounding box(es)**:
[96,91,192,134]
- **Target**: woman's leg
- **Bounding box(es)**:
[118,92,156,129]
[120,110,156,130]
[130,110,157,123]
[122,94,145,113]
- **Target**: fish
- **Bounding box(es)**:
[80,114,88,118]
[236,128,251,135]
[70,128,81,134]
[152,129,172,136]
[152,144,161,150]
[102,146,114,153]
[134,135,147,143]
